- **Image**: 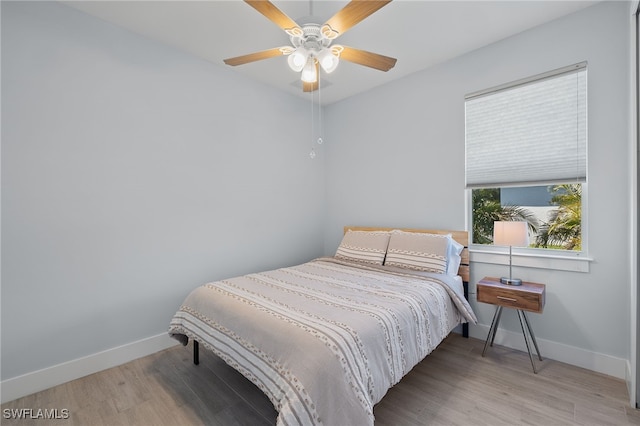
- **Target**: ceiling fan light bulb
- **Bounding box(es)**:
[318,49,339,73]
[288,49,307,72]
[301,58,317,83]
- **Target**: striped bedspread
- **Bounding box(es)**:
[169,257,477,426]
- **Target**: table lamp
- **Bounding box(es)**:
[493,221,529,285]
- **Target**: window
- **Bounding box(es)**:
[465,63,587,254]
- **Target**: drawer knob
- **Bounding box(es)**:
[496,296,518,302]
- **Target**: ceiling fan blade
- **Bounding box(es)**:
[339,46,397,72]
[245,0,302,36]
[302,80,319,93]
[223,47,288,66]
[321,0,392,39]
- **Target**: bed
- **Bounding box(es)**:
[168,226,477,426]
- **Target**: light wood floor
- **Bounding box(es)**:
[3,334,640,425]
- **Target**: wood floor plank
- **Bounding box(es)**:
[2,334,637,425]
[70,399,121,426]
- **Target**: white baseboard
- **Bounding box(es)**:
[469,324,627,380]
[626,360,635,407]
[1,333,179,404]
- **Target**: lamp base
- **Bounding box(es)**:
[500,277,523,286]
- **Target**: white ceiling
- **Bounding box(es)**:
[63,1,598,105]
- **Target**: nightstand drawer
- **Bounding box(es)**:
[477,277,545,313]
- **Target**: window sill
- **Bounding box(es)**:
[469,247,593,273]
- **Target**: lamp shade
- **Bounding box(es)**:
[493,221,529,247]
[288,47,307,72]
[317,48,339,73]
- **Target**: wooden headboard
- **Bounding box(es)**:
[344,226,470,283]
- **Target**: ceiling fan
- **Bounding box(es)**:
[223,0,397,92]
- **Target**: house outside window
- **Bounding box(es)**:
[465,63,587,256]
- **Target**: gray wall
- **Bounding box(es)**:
[324,1,631,363]
[1,1,325,380]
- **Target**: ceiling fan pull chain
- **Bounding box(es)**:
[309,87,316,159]
[317,76,323,145]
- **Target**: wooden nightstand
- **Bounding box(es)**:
[477,277,546,373]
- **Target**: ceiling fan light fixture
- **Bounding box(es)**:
[317,48,339,73]
[288,47,307,72]
[301,57,318,83]
[224,0,397,93]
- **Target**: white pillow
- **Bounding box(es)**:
[446,236,464,276]
[335,230,391,265]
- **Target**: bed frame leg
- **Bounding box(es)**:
[193,340,200,365]
[463,281,469,338]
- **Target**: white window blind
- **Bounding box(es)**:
[465,63,587,188]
